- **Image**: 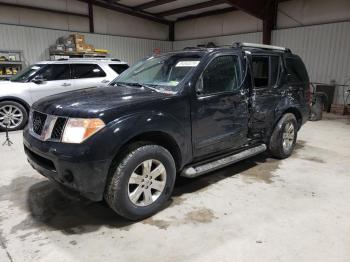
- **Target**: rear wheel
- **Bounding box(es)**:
[0,101,28,131]
[105,144,176,220]
[268,113,298,159]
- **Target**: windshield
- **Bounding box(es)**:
[11,64,45,82]
[113,54,202,92]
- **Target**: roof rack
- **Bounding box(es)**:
[56,57,123,62]
[233,42,291,53]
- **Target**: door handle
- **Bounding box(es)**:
[61,83,71,87]
[101,79,109,84]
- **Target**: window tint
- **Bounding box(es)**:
[270,56,280,87]
[40,64,70,81]
[286,57,309,83]
[109,64,129,74]
[72,64,106,79]
[252,56,269,88]
[201,56,240,95]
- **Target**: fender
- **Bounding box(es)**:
[104,110,192,168]
[273,96,304,132]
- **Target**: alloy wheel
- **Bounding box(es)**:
[282,122,295,151]
[0,104,24,129]
[128,159,167,207]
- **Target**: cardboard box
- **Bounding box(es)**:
[71,34,85,44]
[75,43,84,52]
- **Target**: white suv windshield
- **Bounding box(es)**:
[11,64,45,82]
[114,54,202,93]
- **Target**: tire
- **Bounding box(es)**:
[268,113,298,159]
[105,144,176,220]
[0,101,28,131]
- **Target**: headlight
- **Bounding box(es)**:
[62,118,105,144]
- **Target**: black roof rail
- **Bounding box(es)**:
[233,42,292,53]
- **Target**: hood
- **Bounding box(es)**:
[32,85,174,121]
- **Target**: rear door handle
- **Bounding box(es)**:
[101,79,109,84]
[61,83,71,87]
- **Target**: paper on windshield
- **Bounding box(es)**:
[175,61,200,67]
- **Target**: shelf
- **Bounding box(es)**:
[0,61,24,65]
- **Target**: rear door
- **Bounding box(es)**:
[191,54,249,158]
[30,64,72,101]
[70,63,108,89]
[249,54,283,137]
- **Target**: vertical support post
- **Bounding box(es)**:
[262,0,277,45]
[169,22,174,41]
[263,19,272,45]
[88,0,94,33]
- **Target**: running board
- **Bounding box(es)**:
[181,144,267,178]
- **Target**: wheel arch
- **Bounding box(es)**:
[281,107,302,129]
[0,96,30,112]
[111,130,183,172]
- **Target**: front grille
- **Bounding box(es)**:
[51,117,67,140]
[32,111,47,135]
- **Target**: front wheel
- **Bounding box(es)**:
[105,144,176,220]
[268,113,298,159]
[0,101,28,131]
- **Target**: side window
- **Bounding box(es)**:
[40,64,70,81]
[252,56,269,88]
[109,64,129,74]
[200,55,240,95]
[286,57,309,83]
[270,56,281,87]
[72,64,106,79]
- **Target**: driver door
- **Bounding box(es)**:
[191,54,249,159]
[30,64,73,102]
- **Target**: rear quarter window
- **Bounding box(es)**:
[109,64,129,74]
[286,57,309,83]
[72,64,106,79]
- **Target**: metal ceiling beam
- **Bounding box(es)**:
[177,7,237,21]
[134,0,177,11]
[0,2,89,18]
[78,0,171,25]
[156,0,230,17]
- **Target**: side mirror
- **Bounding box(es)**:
[195,76,204,95]
[32,75,45,84]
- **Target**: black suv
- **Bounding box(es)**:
[23,43,310,220]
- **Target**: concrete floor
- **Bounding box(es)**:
[0,114,350,262]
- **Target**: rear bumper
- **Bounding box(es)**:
[23,127,112,201]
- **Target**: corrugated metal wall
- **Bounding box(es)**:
[273,21,350,104]
[0,24,172,65]
[1,21,349,104]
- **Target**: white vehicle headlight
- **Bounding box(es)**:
[62,118,105,144]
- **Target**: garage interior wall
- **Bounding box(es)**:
[174,0,350,104]
[0,0,349,104]
[0,0,171,65]
[0,23,172,66]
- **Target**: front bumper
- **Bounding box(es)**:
[23,127,113,201]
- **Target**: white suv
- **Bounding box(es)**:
[0,58,128,131]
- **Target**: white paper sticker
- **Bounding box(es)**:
[175,61,200,67]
